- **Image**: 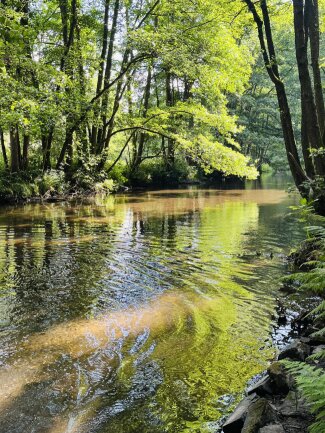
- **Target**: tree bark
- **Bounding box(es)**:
[165,72,175,166]
[301,102,315,177]
[0,128,8,169]
[244,0,307,190]
[293,0,325,176]
[10,128,20,173]
[97,0,120,148]
[22,135,29,170]
[42,131,53,171]
[131,66,152,171]
[91,0,110,148]
[306,0,325,137]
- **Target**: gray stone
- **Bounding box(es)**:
[278,340,311,362]
[242,398,277,433]
[247,376,273,397]
[223,394,258,433]
[278,390,311,419]
[312,345,325,356]
[267,362,292,394]
[258,425,285,433]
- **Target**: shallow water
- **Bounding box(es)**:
[0,186,304,433]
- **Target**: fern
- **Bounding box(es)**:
[284,361,325,433]
[282,226,325,433]
[283,268,325,295]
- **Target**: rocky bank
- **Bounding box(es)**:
[221,314,325,433]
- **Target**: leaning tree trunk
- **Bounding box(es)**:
[244,0,307,192]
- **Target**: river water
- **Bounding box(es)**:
[0,184,304,433]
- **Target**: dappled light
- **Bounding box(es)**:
[0,188,305,433]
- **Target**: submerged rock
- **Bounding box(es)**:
[258,425,285,433]
[222,394,258,433]
[241,398,277,433]
[279,283,297,294]
[278,340,311,362]
[291,310,313,330]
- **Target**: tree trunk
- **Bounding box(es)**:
[306,0,325,137]
[22,135,29,170]
[244,0,307,191]
[91,0,110,149]
[301,102,315,178]
[293,0,325,176]
[165,72,175,167]
[0,128,8,169]
[10,128,20,173]
[131,66,152,171]
[42,130,53,171]
[97,0,120,148]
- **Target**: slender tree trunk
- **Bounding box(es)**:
[0,128,8,169]
[97,0,120,148]
[244,0,307,191]
[306,0,325,137]
[10,128,20,173]
[96,73,129,170]
[91,0,110,149]
[22,135,29,170]
[132,66,152,171]
[165,72,175,166]
[57,0,79,170]
[42,131,53,171]
[56,53,146,168]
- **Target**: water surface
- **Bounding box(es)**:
[0,187,303,433]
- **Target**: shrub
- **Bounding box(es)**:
[95,178,115,193]
[36,170,68,195]
[128,157,193,186]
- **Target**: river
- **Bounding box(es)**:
[0,183,305,433]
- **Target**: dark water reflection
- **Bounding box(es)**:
[0,187,304,433]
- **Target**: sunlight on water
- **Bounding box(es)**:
[0,187,303,433]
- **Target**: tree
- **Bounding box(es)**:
[0,0,260,193]
[243,0,325,210]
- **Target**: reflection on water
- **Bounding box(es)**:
[0,188,303,433]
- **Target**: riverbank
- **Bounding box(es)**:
[222,316,324,432]
[221,241,325,433]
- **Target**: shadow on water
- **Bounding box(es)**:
[0,185,304,433]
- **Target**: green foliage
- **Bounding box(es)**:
[0,170,69,200]
[0,0,259,194]
[283,224,325,433]
[95,179,115,193]
[105,162,128,186]
[36,170,68,195]
[128,158,192,186]
[283,361,325,433]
